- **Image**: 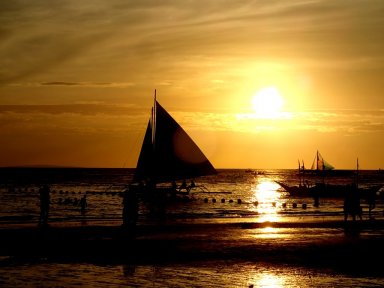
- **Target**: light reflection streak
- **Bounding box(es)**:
[253,272,285,288]
[250,179,285,238]
[252,180,282,223]
[252,227,289,239]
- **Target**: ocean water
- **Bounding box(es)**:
[2,261,384,288]
[1,168,384,225]
[1,168,384,287]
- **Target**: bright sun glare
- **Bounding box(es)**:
[252,180,281,223]
[251,87,284,119]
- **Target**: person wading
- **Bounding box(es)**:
[122,185,138,234]
[39,184,50,226]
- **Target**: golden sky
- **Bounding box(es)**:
[1,1,384,169]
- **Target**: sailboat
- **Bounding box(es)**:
[310,150,334,171]
[277,155,382,199]
[278,152,347,197]
[132,90,217,200]
[308,150,356,176]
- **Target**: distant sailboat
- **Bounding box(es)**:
[278,154,382,199]
[310,150,334,171]
[133,90,217,189]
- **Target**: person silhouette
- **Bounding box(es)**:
[367,188,376,219]
[179,179,187,191]
[80,194,87,216]
[122,186,138,232]
[186,179,196,193]
[39,184,50,226]
[344,183,362,222]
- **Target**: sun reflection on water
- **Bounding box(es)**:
[250,272,285,288]
[252,180,282,223]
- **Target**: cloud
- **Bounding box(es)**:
[0,103,141,116]
[286,110,384,135]
[1,0,384,111]
[1,0,383,85]
[41,82,81,86]
[40,81,134,87]
[232,109,384,135]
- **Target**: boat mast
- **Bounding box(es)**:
[316,150,319,171]
[151,89,157,185]
[356,157,359,188]
[152,89,157,149]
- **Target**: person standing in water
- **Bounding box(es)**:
[80,194,87,216]
[122,185,138,232]
[39,184,50,226]
[367,188,376,219]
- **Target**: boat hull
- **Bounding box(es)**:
[276,181,382,199]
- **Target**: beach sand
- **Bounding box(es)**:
[1,219,384,277]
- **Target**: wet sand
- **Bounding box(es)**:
[1,219,384,277]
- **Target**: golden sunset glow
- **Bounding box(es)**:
[1,1,384,169]
[251,87,284,119]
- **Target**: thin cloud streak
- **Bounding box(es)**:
[1,0,384,84]
[40,81,134,87]
[1,104,384,135]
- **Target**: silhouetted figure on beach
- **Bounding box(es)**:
[189,179,196,190]
[169,180,178,200]
[122,186,138,231]
[367,188,376,219]
[39,184,50,226]
[344,184,362,222]
[144,179,166,218]
[179,179,187,191]
[80,194,87,216]
[312,185,320,208]
[171,180,177,191]
[179,179,196,193]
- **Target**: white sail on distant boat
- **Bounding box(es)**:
[310,150,334,171]
[133,90,217,189]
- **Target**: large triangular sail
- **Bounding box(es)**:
[133,120,153,182]
[133,94,216,184]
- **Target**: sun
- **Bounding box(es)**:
[251,87,284,119]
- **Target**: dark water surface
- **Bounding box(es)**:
[1,168,384,287]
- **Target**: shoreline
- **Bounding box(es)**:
[1,212,383,228]
[1,218,384,276]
